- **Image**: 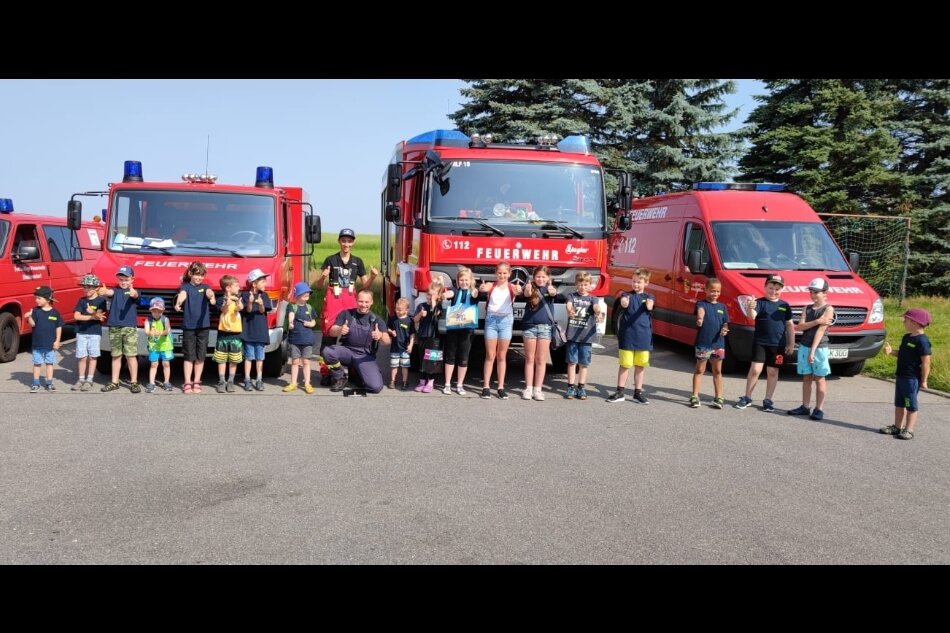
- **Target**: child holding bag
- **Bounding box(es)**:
[442,268,478,395]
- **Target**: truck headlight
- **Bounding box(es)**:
[869,298,884,324]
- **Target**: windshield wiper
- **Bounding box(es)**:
[435,216,505,236]
[176,244,245,258]
[137,243,173,255]
[512,218,584,238]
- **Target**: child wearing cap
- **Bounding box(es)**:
[788,278,835,420]
[284,281,317,393]
[214,275,245,393]
[144,297,174,393]
[98,266,141,393]
[880,308,933,440]
[71,274,107,391]
[735,274,795,412]
[174,261,216,394]
[26,286,62,392]
[241,268,273,391]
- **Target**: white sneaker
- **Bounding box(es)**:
[442,385,452,395]
[522,387,534,400]
[533,386,545,401]
[455,385,467,396]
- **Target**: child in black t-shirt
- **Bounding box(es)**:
[880,308,933,440]
[387,297,415,390]
[734,274,794,412]
[26,286,62,392]
[412,280,445,393]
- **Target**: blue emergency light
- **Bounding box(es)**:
[693,181,786,192]
[556,135,591,154]
[0,198,13,213]
[407,129,471,148]
[123,160,144,183]
[255,166,274,188]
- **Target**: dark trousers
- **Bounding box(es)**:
[323,345,384,393]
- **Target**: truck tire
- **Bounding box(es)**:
[0,312,20,362]
[833,359,865,377]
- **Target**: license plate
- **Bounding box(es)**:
[513,307,524,319]
[828,348,849,359]
[171,331,183,346]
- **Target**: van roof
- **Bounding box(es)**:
[631,190,820,222]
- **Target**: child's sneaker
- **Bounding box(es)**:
[689,395,700,408]
[129,383,142,394]
[809,409,824,421]
[282,383,298,393]
[576,387,588,400]
[711,397,724,409]
[30,383,39,393]
[631,390,649,405]
[533,387,545,401]
[733,395,752,409]
[145,383,156,393]
[70,382,83,391]
[879,424,900,435]
[44,383,56,392]
[243,379,254,392]
[442,384,452,395]
[481,388,492,399]
[606,391,625,403]
[455,385,467,396]
[164,382,175,392]
[522,387,534,400]
[762,399,775,412]
[413,380,427,392]
[421,379,434,393]
[81,381,92,391]
[255,380,265,392]
[565,385,576,400]
[101,382,120,392]
[216,381,227,394]
[226,382,236,393]
[897,429,914,440]
[387,382,395,389]
[787,404,811,416]
[304,383,315,394]
[497,389,509,400]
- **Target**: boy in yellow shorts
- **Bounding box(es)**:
[606,268,654,404]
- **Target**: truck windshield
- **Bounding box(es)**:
[108,190,276,257]
[427,161,606,230]
[712,221,851,271]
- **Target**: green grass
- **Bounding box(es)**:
[307,234,386,319]
[862,296,949,393]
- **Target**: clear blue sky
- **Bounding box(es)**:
[0,79,763,234]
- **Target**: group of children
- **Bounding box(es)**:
[25,259,935,440]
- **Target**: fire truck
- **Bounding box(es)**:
[0,198,104,361]
[381,130,629,367]
[66,161,321,376]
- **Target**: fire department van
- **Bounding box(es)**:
[0,198,104,361]
[66,162,321,376]
[608,183,885,375]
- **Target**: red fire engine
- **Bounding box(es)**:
[67,162,321,375]
[381,130,629,366]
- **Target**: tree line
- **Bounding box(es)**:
[450,79,950,296]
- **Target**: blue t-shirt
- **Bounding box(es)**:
[387,315,415,353]
[180,283,213,329]
[106,287,139,328]
[753,298,792,347]
[617,292,654,351]
[521,288,565,327]
[74,296,108,336]
[31,307,62,349]
[896,333,932,379]
[240,290,273,345]
[694,300,728,349]
[566,293,597,343]
[287,303,316,346]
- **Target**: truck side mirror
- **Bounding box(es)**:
[386,163,402,206]
[67,200,82,230]
[616,172,632,212]
[306,215,322,244]
[848,251,860,271]
[687,249,706,275]
[386,204,400,223]
[15,242,40,261]
[616,214,631,231]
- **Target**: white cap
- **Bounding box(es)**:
[807,277,829,292]
[247,268,269,283]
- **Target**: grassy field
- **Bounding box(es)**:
[307,234,386,319]
[862,296,949,393]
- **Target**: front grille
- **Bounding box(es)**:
[790,306,867,327]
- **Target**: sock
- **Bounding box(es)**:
[616,387,624,394]
[578,383,585,389]
[86,375,94,383]
[32,378,40,386]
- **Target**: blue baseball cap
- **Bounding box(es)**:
[293,281,312,297]
[116,265,134,277]
[338,228,356,240]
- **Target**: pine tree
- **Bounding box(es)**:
[739,79,906,215]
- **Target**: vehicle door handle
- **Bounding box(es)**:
[664,274,672,282]
[676,277,685,283]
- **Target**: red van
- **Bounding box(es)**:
[608,183,885,375]
[0,198,104,361]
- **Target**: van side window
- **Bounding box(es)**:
[12,225,41,261]
[0,219,10,256]
[683,223,710,271]
[43,225,82,261]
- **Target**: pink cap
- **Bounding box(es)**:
[902,308,931,327]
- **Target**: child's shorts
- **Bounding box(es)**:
[244,342,266,361]
[618,349,650,369]
[895,376,920,411]
[797,346,830,376]
[182,328,209,361]
[109,326,138,357]
[566,341,592,366]
[290,344,313,360]
[752,344,787,368]
[75,333,101,359]
[32,349,56,364]
[213,333,244,364]
[484,313,513,341]
[390,351,411,368]
[695,346,725,361]
[522,324,552,340]
[149,350,174,362]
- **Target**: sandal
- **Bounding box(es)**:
[183,383,193,394]
[879,424,900,435]
[193,383,202,394]
[897,430,914,440]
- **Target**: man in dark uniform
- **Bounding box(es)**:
[323,289,391,393]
